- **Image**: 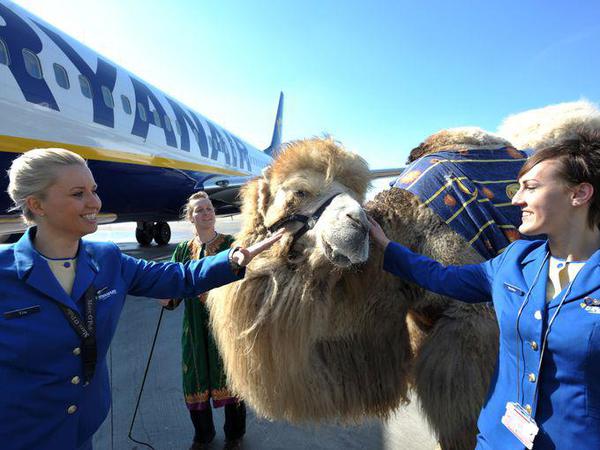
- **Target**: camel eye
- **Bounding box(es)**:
[296,190,307,198]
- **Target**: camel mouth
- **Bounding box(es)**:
[322,237,356,268]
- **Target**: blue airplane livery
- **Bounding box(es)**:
[0,0,283,244]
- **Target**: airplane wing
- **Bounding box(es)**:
[370,167,405,179]
[0,213,117,242]
[202,175,254,215]
[203,166,406,216]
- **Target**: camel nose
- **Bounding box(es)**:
[346,211,368,232]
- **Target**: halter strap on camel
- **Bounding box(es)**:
[267,192,342,247]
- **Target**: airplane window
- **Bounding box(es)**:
[174,119,182,135]
[53,63,70,89]
[101,86,114,109]
[152,109,161,127]
[121,95,132,115]
[22,49,42,79]
[137,102,147,122]
[164,116,172,132]
[78,75,92,99]
[0,39,9,66]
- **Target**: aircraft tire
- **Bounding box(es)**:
[136,223,154,246]
[153,222,171,246]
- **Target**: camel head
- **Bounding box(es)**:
[238,137,372,268]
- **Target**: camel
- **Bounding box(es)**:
[209,139,414,423]
[208,100,600,450]
[208,133,504,449]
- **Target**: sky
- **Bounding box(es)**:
[9,0,600,193]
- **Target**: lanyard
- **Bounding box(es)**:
[59,284,97,383]
[514,251,583,405]
[514,252,548,404]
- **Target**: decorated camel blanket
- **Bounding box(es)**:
[392,147,528,259]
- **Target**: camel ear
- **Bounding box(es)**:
[256,176,271,218]
[261,165,272,181]
[238,177,271,242]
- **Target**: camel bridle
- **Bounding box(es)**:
[266,192,343,250]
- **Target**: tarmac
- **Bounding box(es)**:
[12,218,438,450]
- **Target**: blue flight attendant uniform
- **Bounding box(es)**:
[384,239,600,450]
[0,228,243,450]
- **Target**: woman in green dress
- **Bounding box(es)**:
[161,192,246,450]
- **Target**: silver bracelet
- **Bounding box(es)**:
[228,246,242,270]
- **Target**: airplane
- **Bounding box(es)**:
[0,0,402,245]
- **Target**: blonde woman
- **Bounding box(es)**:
[0,148,281,450]
[161,192,245,450]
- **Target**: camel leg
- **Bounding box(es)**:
[412,303,498,450]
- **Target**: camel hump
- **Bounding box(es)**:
[498,99,600,151]
[408,127,512,163]
[391,147,525,259]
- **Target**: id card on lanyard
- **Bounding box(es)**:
[502,250,582,448]
[502,402,539,449]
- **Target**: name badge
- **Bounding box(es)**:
[96,287,117,301]
[501,402,539,449]
[3,305,41,319]
[503,282,524,296]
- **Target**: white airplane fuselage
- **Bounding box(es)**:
[0,0,277,242]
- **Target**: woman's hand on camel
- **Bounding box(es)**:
[368,216,391,249]
[231,229,285,267]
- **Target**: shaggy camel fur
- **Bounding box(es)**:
[369,129,506,450]
[210,139,414,422]
[209,100,600,450]
[498,99,600,150]
[209,134,502,450]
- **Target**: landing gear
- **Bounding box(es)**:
[135,222,154,246]
[135,221,171,246]
[153,221,171,246]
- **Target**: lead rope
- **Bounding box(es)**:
[109,344,114,450]
[127,306,165,450]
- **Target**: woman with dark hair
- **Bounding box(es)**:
[161,192,246,450]
[369,130,600,449]
[0,148,281,450]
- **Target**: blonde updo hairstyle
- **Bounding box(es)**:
[7,148,87,224]
[181,191,212,223]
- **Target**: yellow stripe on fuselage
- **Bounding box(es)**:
[0,212,116,224]
[0,135,248,176]
[0,216,24,223]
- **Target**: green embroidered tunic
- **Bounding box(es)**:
[171,234,238,410]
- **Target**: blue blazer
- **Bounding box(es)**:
[0,228,242,450]
[384,239,600,450]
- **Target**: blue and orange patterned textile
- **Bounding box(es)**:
[391,147,528,260]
